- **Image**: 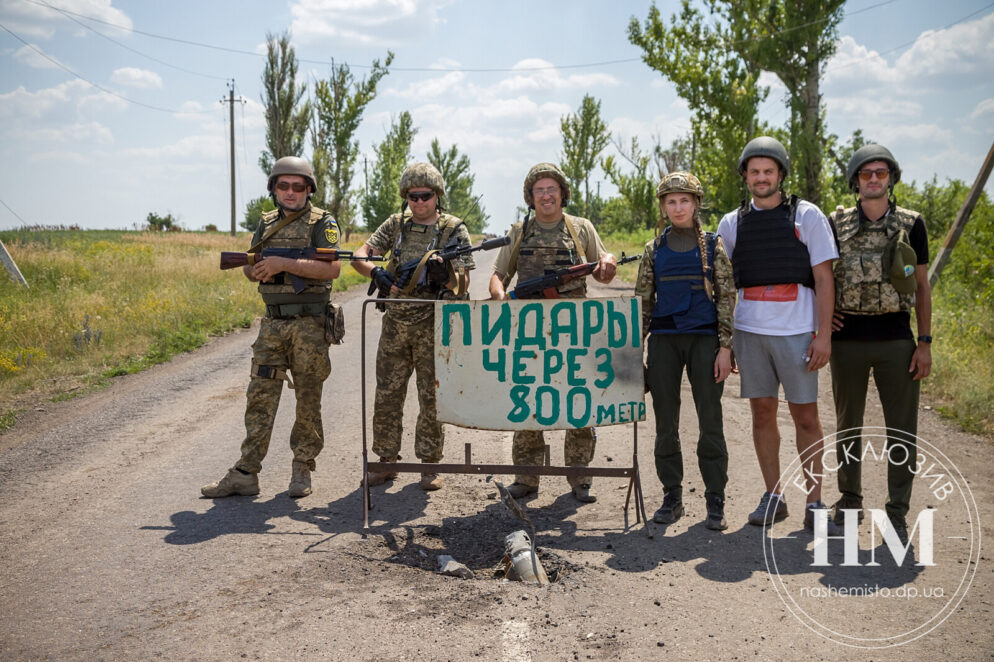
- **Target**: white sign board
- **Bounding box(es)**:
[434,297,645,431]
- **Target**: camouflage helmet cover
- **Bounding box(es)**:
[398,162,445,199]
[267,156,317,192]
[738,136,790,176]
[523,162,571,208]
[847,144,902,192]
[656,171,704,201]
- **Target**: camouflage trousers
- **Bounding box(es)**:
[512,428,596,488]
[235,315,331,474]
[372,313,444,462]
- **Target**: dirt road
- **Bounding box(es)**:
[1,253,991,661]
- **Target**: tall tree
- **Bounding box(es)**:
[361,111,417,230]
[427,138,488,234]
[311,52,393,239]
[629,1,767,215]
[259,32,309,174]
[560,95,610,219]
[601,136,658,232]
[723,0,845,207]
[630,0,845,208]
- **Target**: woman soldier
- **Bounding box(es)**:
[634,172,735,530]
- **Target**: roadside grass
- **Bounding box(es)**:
[600,227,994,438]
[0,229,369,428]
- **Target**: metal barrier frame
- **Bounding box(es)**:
[359,297,650,533]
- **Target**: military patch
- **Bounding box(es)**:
[325,226,338,244]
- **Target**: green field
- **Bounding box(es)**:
[0,229,369,431]
[1,227,991,437]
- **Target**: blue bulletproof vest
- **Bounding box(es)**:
[650,228,718,335]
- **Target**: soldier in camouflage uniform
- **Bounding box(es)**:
[353,163,475,491]
[489,163,618,504]
[634,172,735,530]
[829,144,932,545]
[202,156,341,499]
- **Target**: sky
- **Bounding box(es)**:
[1,0,992,235]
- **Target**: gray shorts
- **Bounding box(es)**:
[733,329,819,404]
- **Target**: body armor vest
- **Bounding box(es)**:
[256,206,333,306]
[383,213,464,323]
[650,229,718,334]
[515,215,587,297]
[732,196,814,290]
[832,204,918,314]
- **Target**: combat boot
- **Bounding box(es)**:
[364,455,399,487]
[201,468,259,498]
[572,483,597,503]
[288,461,312,498]
[420,461,443,491]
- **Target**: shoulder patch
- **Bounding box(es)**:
[325,226,339,244]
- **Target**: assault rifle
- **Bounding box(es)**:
[368,235,511,306]
[508,252,641,300]
[220,247,384,294]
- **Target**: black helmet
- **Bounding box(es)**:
[738,136,789,176]
[847,144,901,192]
[267,156,317,193]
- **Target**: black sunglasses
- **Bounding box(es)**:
[407,191,435,202]
[276,182,308,192]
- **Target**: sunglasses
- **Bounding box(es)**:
[858,168,890,182]
[276,181,308,192]
[407,191,435,202]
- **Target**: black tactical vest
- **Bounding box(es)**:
[732,196,814,290]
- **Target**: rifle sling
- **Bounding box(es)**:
[248,207,308,253]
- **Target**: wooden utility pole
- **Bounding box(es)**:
[0,239,28,287]
[928,140,994,287]
[220,81,246,236]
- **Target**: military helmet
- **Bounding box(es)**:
[847,144,902,191]
[398,162,445,199]
[656,171,704,201]
[267,156,316,193]
[523,162,570,208]
[738,136,790,176]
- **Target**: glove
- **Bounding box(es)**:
[371,266,396,291]
[426,258,449,286]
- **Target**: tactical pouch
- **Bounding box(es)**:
[326,302,345,344]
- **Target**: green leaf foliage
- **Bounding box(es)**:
[259,31,310,175]
[362,111,417,230]
[427,138,489,234]
[311,52,393,238]
[242,195,276,233]
[560,95,610,220]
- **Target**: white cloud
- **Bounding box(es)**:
[25,121,114,144]
[29,150,88,165]
[386,71,467,101]
[121,134,227,161]
[828,14,994,91]
[0,0,133,39]
[110,67,163,90]
[873,123,953,146]
[494,59,619,95]
[894,12,994,78]
[969,98,994,120]
[12,43,62,69]
[0,80,93,119]
[289,0,454,47]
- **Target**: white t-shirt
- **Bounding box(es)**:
[717,199,838,336]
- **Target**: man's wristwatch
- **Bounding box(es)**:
[917,334,932,344]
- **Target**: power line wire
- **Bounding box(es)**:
[0,22,216,115]
[32,0,229,81]
[0,198,29,226]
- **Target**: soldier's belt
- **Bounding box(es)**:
[265,303,327,319]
